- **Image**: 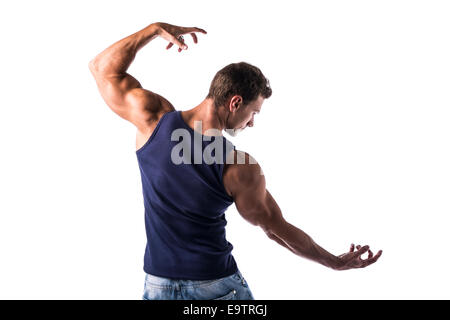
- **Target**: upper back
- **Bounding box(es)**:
[136,110,236,216]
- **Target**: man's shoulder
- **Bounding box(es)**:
[135,104,176,152]
[151,97,176,122]
[223,150,264,196]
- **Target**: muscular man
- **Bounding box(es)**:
[89,22,382,300]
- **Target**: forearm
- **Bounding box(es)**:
[90,23,159,75]
[267,221,340,270]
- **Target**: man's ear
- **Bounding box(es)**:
[229,95,243,112]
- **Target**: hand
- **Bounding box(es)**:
[153,22,207,52]
[334,244,382,270]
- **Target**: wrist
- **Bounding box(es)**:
[329,255,343,270]
[148,22,162,36]
[134,23,160,46]
[151,23,159,34]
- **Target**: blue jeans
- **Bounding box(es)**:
[142,270,255,300]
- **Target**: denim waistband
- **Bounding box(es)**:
[145,269,243,288]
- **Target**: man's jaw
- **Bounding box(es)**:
[225,127,245,137]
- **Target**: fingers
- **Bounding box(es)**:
[166,34,197,52]
[165,27,206,52]
[169,35,187,51]
[362,250,383,267]
[374,250,382,260]
[191,33,198,44]
[345,243,382,269]
[187,27,207,34]
[166,41,185,52]
[355,245,370,258]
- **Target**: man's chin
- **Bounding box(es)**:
[225,128,244,137]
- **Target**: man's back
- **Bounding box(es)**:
[136,110,238,279]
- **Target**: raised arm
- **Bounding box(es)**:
[88,22,206,130]
[223,150,382,271]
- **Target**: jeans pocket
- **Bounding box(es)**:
[213,289,237,300]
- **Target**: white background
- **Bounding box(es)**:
[1,0,449,299]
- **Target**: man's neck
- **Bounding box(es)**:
[183,99,227,135]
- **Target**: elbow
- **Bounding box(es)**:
[259,210,286,238]
[88,60,96,70]
[264,229,278,241]
[88,59,99,74]
[260,219,281,240]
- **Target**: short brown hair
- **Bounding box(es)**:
[206,62,272,107]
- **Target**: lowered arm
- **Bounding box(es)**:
[223,151,382,270]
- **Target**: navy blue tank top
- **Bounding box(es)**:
[136,110,238,280]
